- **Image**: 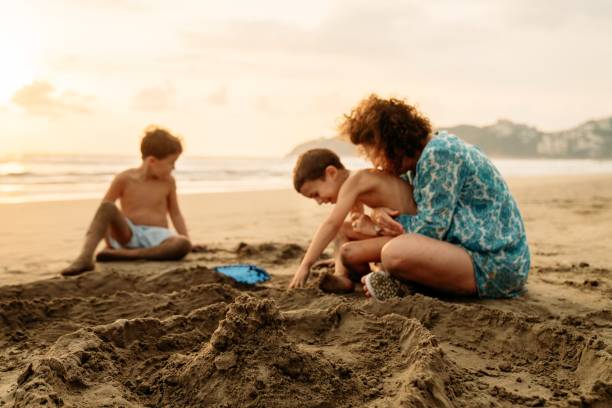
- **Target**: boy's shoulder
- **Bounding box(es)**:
[114,168,140,182]
[343,168,387,192]
[124,168,176,189]
[350,168,388,182]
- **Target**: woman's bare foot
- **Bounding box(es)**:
[60,257,94,276]
[319,274,355,294]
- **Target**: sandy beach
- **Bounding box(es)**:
[1,174,611,407]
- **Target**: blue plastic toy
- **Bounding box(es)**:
[214,264,270,285]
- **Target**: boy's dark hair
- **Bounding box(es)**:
[293,148,345,192]
[340,94,432,175]
[141,125,183,159]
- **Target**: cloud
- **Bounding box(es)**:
[60,0,147,11]
[498,0,612,28]
[252,96,275,113]
[11,81,92,116]
[208,86,228,106]
[131,83,176,112]
[180,1,488,61]
[181,0,612,68]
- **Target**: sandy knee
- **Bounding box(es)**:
[339,242,359,266]
[99,201,118,211]
[168,236,192,258]
[98,201,120,217]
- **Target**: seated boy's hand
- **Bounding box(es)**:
[289,266,310,289]
[190,244,208,253]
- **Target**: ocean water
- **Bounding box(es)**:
[1,154,612,204]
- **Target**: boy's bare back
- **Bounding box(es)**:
[345,169,416,215]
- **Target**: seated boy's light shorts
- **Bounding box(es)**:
[109,219,175,249]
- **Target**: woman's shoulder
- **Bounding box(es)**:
[422,130,466,157]
[430,130,463,147]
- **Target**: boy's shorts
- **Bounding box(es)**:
[109,219,175,249]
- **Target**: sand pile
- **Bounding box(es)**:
[1,242,611,407]
[4,294,468,407]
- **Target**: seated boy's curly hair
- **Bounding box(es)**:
[141,125,183,159]
[340,94,432,175]
[293,148,345,192]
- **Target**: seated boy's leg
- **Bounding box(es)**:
[339,236,392,273]
[320,221,361,293]
[107,213,133,247]
[320,223,391,294]
[96,236,192,262]
[62,201,131,276]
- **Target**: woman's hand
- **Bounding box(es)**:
[289,266,310,289]
[371,207,405,236]
[349,212,378,236]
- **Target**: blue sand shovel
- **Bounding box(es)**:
[214,264,271,285]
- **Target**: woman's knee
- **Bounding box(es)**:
[381,234,422,274]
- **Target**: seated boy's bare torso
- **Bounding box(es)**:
[114,169,174,227]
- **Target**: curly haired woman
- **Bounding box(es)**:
[341,94,531,300]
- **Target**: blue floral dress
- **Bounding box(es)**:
[396,131,530,298]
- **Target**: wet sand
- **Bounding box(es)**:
[1,175,611,407]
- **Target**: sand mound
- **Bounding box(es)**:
[0,264,239,300]
[161,296,368,407]
[9,295,472,407]
[1,241,611,407]
[362,295,612,406]
[235,242,306,264]
[11,302,229,407]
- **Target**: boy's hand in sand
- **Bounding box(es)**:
[190,244,208,253]
[371,207,405,236]
[289,266,310,288]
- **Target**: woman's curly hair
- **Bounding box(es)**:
[339,94,432,175]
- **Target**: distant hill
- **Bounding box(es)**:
[287,117,612,158]
[286,137,360,158]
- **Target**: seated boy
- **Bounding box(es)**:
[288,148,416,293]
[61,126,192,276]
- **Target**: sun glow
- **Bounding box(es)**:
[0,161,27,176]
[0,8,39,103]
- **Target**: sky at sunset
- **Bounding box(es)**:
[1,0,611,157]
